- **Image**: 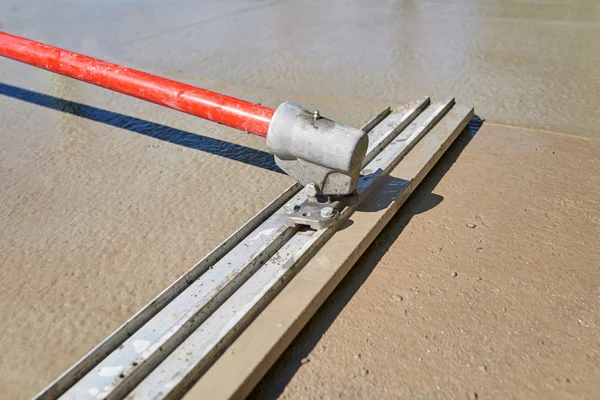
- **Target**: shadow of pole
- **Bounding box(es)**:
[0,82,283,174]
[249,116,484,399]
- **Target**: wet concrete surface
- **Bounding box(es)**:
[3,0,599,136]
[0,0,599,398]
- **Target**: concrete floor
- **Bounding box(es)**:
[0,0,599,398]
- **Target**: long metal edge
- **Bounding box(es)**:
[121,99,455,398]
[357,99,455,201]
[182,104,475,400]
[360,106,391,133]
[362,98,431,166]
[34,100,418,399]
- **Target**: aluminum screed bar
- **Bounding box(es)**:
[0,31,274,137]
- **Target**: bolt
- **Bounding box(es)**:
[321,207,335,218]
[313,110,321,122]
[304,182,319,197]
[284,203,299,214]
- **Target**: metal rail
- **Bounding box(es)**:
[32,97,469,399]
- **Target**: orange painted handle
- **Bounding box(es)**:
[0,31,275,137]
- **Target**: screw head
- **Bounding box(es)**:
[321,207,336,218]
[304,182,319,197]
[284,203,299,214]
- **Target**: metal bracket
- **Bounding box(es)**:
[282,183,358,229]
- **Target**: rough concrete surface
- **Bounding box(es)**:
[0,0,599,399]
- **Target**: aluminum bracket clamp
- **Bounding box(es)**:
[282,184,359,230]
[266,101,369,197]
